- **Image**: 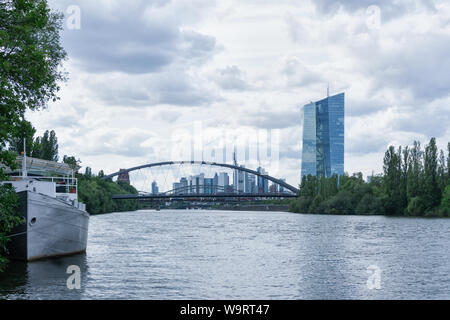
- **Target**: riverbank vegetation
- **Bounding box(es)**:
[290,138,450,217]
[77,169,141,214]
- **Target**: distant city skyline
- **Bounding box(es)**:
[145,165,286,195]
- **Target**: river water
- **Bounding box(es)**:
[0,210,449,300]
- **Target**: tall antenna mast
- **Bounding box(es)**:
[327,83,330,97]
[22,138,27,178]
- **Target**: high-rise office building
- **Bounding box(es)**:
[235,165,245,193]
[204,178,214,194]
[279,178,286,194]
[244,171,250,193]
[247,174,256,193]
[269,184,278,193]
[218,172,229,193]
[301,92,344,181]
[151,181,159,194]
[257,167,269,193]
[173,182,182,194]
[213,173,219,194]
[188,173,204,194]
[180,177,188,193]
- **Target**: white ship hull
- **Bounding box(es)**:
[8,191,89,261]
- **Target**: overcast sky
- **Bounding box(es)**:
[26,0,450,189]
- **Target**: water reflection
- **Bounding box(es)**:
[0,210,449,299]
[0,260,27,298]
[0,253,88,300]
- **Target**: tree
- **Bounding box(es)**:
[289,196,313,213]
[355,193,383,215]
[38,130,58,161]
[407,141,423,201]
[7,119,36,156]
[84,167,92,178]
[290,138,449,217]
[407,196,428,216]
[400,146,409,211]
[437,149,446,194]
[319,174,338,200]
[31,136,43,158]
[340,172,371,206]
[299,175,318,198]
[321,191,354,215]
[77,175,140,215]
[63,155,81,172]
[1,0,66,168]
[0,0,66,269]
[439,185,450,217]
[447,142,450,185]
[423,138,440,212]
[383,146,403,215]
[308,194,324,213]
[0,184,22,271]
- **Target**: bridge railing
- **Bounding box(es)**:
[112,192,298,200]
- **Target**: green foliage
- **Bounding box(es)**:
[309,194,324,213]
[292,137,449,217]
[78,174,141,215]
[423,137,440,210]
[447,143,450,185]
[0,184,22,271]
[0,0,66,167]
[383,146,404,215]
[37,130,58,161]
[407,196,427,216]
[355,193,384,215]
[321,191,354,214]
[0,0,67,114]
[407,141,423,201]
[7,122,60,162]
[63,155,81,172]
[0,0,66,270]
[439,186,450,217]
[289,196,312,213]
[84,167,92,178]
[7,119,36,156]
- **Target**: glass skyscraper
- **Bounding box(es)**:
[301,92,344,181]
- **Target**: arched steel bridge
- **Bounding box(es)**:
[103,160,299,195]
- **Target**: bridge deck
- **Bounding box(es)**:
[113,193,297,200]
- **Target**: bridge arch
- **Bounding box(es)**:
[103,161,299,194]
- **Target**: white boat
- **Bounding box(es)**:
[1,154,89,261]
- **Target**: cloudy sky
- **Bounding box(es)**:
[27,0,450,189]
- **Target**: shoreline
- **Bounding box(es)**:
[212,204,289,212]
[91,207,449,218]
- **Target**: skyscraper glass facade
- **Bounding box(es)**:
[301,102,317,178]
[301,92,344,181]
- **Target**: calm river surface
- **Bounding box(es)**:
[0,210,449,299]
